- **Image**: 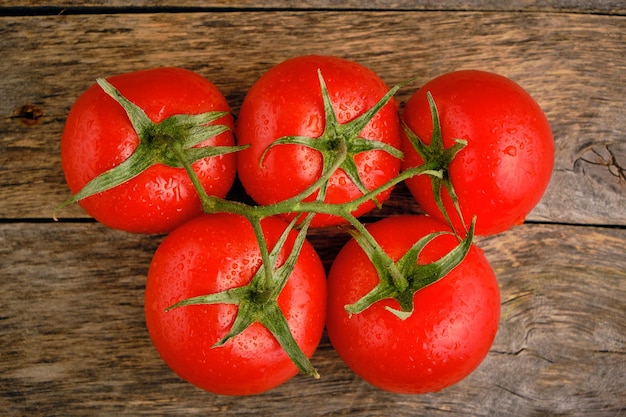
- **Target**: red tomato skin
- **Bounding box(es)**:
[402,70,554,236]
[236,55,401,227]
[144,213,327,396]
[326,215,500,394]
[61,67,236,234]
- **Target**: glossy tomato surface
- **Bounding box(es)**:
[326,215,500,394]
[236,55,401,227]
[144,213,327,396]
[61,67,236,234]
[401,70,554,236]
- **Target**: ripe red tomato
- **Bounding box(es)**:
[144,213,327,396]
[60,67,236,234]
[326,215,500,394]
[401,70,554,236]
[236,55,402,227]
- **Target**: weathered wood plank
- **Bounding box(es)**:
[0,222,624,416]
[0,0,624,14]
[1,5,624,417]
[1,11,625,225]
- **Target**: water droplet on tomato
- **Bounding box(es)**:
[504,146,517,157]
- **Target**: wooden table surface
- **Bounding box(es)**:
[1,1,625,416]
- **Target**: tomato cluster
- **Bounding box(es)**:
[57,56,554,395]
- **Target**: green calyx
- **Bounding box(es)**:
[166,213,320,378]
[344,218,475,320]
[53,78,246,219]
[402,92,468,234]
[260,70,405,206]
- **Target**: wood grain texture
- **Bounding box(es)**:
[0,11,625,224]
[0,0,624,14]
[0,222,624,416]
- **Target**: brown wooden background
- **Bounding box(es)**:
[1,1,625,416]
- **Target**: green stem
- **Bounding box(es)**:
[249,217,273,293]
[201,156,440,225]
[172,143,275,293]
[343,213,407,291]
[263,141,348,216]
[177,144,442,233]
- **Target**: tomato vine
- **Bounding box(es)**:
[56,68,473,380]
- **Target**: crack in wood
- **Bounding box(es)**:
[574,142,626,192]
